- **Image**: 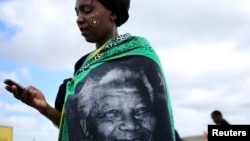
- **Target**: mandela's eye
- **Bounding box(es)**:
[134,107,148,116]
[105,110,121,119]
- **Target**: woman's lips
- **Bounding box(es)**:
[80,28,89,35]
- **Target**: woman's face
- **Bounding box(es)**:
[89,87,156,141]
[75,0,117,45]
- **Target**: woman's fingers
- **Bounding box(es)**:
[11,85,22,99]
[9,85,32,105]
[19,90,31,105]
[5,85,13,93]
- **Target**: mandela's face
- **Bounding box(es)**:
[89,86,156,141]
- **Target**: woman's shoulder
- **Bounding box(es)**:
[126,33,150,42]
[73,53,90,74]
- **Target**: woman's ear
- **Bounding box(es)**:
[110,12,117,21]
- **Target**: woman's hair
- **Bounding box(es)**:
[98,0,130,27]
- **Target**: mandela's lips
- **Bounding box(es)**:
[113,139,141,141]
[113,137,149,141]
[111,129,152,141]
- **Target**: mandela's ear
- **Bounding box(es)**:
[80,119,90,137]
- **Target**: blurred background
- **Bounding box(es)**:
[1,0,250,140]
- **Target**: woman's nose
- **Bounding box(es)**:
[76,14,86,25]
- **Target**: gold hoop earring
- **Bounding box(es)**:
[111,16,117,21]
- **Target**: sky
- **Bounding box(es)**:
[0,0,250,140]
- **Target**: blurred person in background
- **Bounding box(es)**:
[211,110,230,125]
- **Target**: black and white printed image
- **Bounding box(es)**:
[65,56,173,141]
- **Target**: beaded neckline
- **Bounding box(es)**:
[74,34,130,77]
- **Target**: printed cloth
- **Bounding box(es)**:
[58,33,175,141]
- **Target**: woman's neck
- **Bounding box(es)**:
[95,28,118,49]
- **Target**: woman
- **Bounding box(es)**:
[4,0,175,140]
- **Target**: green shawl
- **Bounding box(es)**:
[58,33,175,141]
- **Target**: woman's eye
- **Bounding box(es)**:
[83,7,91,13]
